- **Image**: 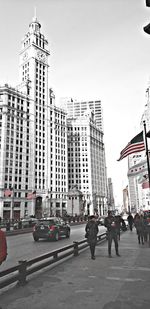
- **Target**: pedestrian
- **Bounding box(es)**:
[127,213,134,231]
[104,210,120,258]
[115,215,122,240]
[0,227,7,265]
[85,215,99,260]
[143,213,149,242]
[6,220,10,231]
[120,218,127,231]
[134,214,144,244]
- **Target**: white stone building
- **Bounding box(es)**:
[67,107,107,216]
[0,16,68,219]
[127,85,150,213]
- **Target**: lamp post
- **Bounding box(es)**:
[9,187,14,222]
[71,197,74,217]
[143,2,150,189]
[143,121,150,188]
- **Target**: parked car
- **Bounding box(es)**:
[21,218,38,228]
[97,217,105,226]
[14,218,38,229]
[32,217,71,241]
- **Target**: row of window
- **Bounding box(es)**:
[36,37,45,49]
[68,169,88,173]
[68,127,87,131]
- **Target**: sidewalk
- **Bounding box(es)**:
[1,229,150,309]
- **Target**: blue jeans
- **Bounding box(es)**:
[107,231,118,255]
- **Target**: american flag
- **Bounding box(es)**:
[27,191,36,200]
[117,131,145,161]
[4,189,13,197]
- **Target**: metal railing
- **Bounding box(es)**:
[0,232,106,290]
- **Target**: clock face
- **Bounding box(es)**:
[37,51,46,62]
[23,52,28,61]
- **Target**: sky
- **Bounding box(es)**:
[0,0,150,206]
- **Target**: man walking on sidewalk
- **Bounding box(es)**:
[127,213,134,231]
[104,211,120,258]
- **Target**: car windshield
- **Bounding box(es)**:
[38,220,56,226]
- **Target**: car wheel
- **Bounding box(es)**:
[33,236,39,242]
[66,230,70,238]
[54,232,59,241]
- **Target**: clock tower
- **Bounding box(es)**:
[18,16,50,200]
[19,15,50,98]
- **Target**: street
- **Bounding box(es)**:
[1,224,106,270]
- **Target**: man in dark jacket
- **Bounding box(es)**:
[85,215,99,260]
[127,213,134,231]
[104,211,120,258]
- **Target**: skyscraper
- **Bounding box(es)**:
[0,16,68,219]
[66,100,107,215]
[18,15,50,193]
[0,84,30,219]
[60,97,103,131]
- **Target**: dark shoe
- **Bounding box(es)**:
[108,254,112,258]
[116,253,121,257]
[91,256,95,260]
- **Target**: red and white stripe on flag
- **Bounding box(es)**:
[4,189,13,197]
[142,181,150,189]
[27,192,36,199]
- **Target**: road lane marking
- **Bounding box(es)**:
[97,246,139,250]
[106,277,144,282]
[75,289,93,293]
[111,266,150,271]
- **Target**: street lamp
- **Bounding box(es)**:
[143,121,150,188]
[143,1,150,34]
[71,197,74,217]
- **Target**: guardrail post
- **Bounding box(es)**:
[18,260,27,286]
[98,235,101,241]
[73,241,79,256]
[53,252,58,259]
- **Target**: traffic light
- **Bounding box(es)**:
[146,0,150,7]
[144,1,150,34]
[143,23,150,34]
[146,130,150,138]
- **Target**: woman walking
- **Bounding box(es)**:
[85,215,99,260]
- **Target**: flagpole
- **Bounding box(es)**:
[11,187,14,222]
[127,157,131,213]
[143,121,150,188]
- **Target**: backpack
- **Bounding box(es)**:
[86,222,97,239]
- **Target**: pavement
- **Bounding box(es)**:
[0,228,150,309]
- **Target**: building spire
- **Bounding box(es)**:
[32,6,39,23]
[30,8,41,32]
[34,7,37,20]
[34,7,37,18]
